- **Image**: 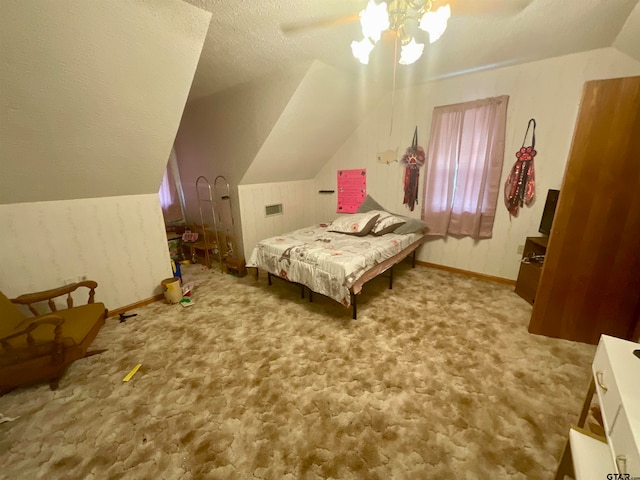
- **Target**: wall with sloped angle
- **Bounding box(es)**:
[175,60,386,258]
[0,0,211,309]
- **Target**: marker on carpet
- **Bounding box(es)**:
[123,364,142,382]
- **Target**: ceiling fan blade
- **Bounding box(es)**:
[444,0,532,16]
[280,12,360,35]
[280,0,531,36]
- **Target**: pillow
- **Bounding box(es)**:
[355,195,427,234]
[328,212,380,236]
[394,217,427,235]
[370,211,406,236]
[357,195,386,213]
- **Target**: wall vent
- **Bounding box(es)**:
[265,203,283,217]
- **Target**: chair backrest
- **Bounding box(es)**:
[0,291,26,330]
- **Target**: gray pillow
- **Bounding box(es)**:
[357,195,386,213]
[357,194,427,234]
[394,217,427,234]
[370,211,407,236]
[372,221,405,236]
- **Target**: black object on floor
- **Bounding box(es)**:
[119,313,137,323]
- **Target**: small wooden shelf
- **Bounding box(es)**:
[515,236,548,305]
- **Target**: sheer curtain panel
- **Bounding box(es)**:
[158,147,185,224]
[421,96,508,239]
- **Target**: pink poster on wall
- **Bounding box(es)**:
[337,169,366,213]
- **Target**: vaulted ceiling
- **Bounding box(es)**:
[0,0,211,204]
[184,0,640,102]
[2,0,638,205]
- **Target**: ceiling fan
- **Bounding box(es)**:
[281,0,531,34]
[281,0,531,64]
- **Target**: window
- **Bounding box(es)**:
[421,95,508,239]
[158,147,185,224]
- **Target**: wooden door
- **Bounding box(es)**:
[528,76,640,345]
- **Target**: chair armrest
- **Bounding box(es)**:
[0,314,65,357]
[11,281,99,316]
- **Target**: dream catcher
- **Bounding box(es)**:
[400,127,426,211]
[504,118,537,216]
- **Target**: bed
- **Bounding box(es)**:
[246,211,427,319]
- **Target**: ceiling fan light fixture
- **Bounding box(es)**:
[399,37,424,65]
[351,0,449,65]
[419,3,451,43]
[359,0,390,42]
[351,37,375,64]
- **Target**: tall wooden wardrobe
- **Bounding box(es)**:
[528,76,640,345]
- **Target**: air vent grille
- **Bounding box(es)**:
[265,203,283,216]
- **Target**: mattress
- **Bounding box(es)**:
[246,224,423,307]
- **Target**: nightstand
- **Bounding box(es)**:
[514,236,547,305]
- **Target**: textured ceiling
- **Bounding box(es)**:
[0,0,211,204]
[184,0,640,102]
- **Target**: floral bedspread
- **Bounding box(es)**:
[246,225,422,307]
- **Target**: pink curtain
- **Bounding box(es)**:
[421,96,508,239]
[158,149,184,224]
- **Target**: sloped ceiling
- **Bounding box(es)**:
[0,0,211,204]
[240,61,386,185]
[184,0,640,101]
[614,1,640,61]
[180,0,639,191]
[175,62,314,202]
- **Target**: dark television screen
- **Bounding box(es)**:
[539,189,560,236]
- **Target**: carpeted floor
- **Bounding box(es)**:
[0,262,595,479]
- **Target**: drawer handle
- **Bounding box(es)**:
[616,455,627,474]
[596,371,608,392]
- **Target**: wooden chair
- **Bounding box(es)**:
[0,281,108,394]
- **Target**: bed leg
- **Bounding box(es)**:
[389,265,394,290]
[351,292,357,320]
[268,272,272,286]
[255,268,259,280]
[301,284,305,299]
[309,289,313,303]
[412,250,417,268]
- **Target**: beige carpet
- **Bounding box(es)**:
[0,262,595,479]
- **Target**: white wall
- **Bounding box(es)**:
[238,180,317,258]
[315,48,640,280]
[0,195,171,310]
[0,0,211,204]
[0,0,211,310]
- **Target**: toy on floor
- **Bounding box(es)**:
[122,364,142,382]
[119,313,137,323]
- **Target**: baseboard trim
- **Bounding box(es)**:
[416,261,516,286]
[107,265,513,315]
[108,294,164,318]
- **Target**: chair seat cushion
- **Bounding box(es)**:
[0,303,106,365]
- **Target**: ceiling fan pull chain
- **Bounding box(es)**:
[390,31,399,136]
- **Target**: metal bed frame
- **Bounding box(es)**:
[258,235,425,320]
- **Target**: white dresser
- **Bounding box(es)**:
[555,335,640,479]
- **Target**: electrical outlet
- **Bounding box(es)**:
[517,244,524,255]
